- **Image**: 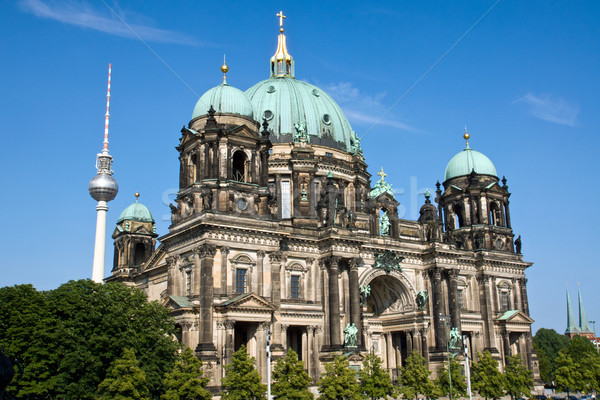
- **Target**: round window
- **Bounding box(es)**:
[263,110,273,120]
[312,89,320,97]
[322,114,331,125]
[267,85,276,93]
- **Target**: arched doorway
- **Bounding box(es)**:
[366,273,414,316]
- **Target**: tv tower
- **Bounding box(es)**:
[88,64,119,283]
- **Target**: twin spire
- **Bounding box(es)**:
[565,283,594,336]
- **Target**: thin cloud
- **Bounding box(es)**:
[321,81,421,133]
[19,0,196,45]
[514,92,579,127]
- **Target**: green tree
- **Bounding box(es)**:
[555,352,583,396]
[358,353,393,400]
[436,357,467,399]
[470,351,505,400]
[221,345,266,400]
[96,348,150,400]
[503,354,533,400]
[272,348,313,400]
[162,347,211,400]
[397,352,437,400]
[578,352,600,394]
[533,328,570,383]
[0,280,179,399]
[317,355,360,400]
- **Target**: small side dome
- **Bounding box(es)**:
[444,144,497,181]
[192,84,254,120]
[117,195,155,223]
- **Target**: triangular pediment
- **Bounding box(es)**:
[163,295,195,310]
[216,292,276,312]
[229,124,259,139]
[496,310,534,324]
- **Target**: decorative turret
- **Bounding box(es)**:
[270,11,294,78]
[89,64,119,283]
[437,130,515,252]
[112,193,158,277]
[577,284,594,338]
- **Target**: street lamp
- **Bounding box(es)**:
[590,321,598,353]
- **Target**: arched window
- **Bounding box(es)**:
[190,154,197,183]
[489,202,498,226]
[453,204,463,229]
[133,242,145,267]
[232,151,247,182]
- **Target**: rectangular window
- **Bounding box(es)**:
[501,291,509,312]
[281,180,291,219]
[457,289,464,310]
[290,275,300,299]
[235,268,247,293]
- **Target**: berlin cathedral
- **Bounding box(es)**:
[106,13,541,391]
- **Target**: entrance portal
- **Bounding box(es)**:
[366,274,413,315]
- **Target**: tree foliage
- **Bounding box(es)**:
[221,345,266,400]
[0,280,179,399]
[503,355,532,400]
[436,357,467,399]
[272,348,313,400]
[317,355,360,400]
[397,352,437,400]
[555,352,582,394]
[533,328,570,383]
[470,351,505,400]
[162,347,211,400]
[358,353,393,400]
[96,348,150,400]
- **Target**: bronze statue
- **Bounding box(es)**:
[515,235,522,254]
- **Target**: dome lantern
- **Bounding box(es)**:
[270,11,294,78]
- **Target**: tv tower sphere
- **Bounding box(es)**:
[89,164,119,201]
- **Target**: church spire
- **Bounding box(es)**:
[565,285,579,336]
[270,11,294,78]
[578,284,593,334]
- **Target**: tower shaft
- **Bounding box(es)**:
[92,201,108,283]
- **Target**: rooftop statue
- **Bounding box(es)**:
[369,167,395,198]
[379,211,390,236]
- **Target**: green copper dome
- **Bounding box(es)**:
[117,200,155,223]
[192,83,254,119]
[444,144,497,181]
[245,77,355,151]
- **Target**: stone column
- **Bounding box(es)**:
[313,326,322,381]
[224,320,235,364]
[430,267,446,350]
[281,324,289,351]
[413,329,421,354]
[327,256,342,349]
[478,275,498,351]
[166,256,176,295]
[406,331,413,357]
[395,334,403,371]
[385,332,395,372]
[220,247,229,296]
[421,329,430,367]
[302,328,308,366]
[256,322,269,384]
[194,250,202,296]
[502,330,511,357]
[306,258,315,301]
[307,326,315,378]
[504,201,512,228]
[519,278,530,316]
[196,244,217,354]
[269,252,285,354]
[513,279,521,311]
[349,258,362,347]
[257,251,265,297]
[448,269,462,331]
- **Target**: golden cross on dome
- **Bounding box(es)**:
[277,11,286,32]
[377,167,387,181]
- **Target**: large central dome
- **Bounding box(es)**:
[246,77,355,151]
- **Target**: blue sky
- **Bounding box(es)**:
[2,0,599,335]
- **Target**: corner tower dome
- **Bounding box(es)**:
[444,132,497,181]
[117,193,155,223]
[191,62,254,120]
[245,12,356,152]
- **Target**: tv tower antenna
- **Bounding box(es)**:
[88,64,119,283]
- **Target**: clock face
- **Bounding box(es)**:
[236,198,248,211]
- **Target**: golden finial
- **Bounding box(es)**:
[277,10,286,33]
[377,167,387,182]
[221,55,228,84]
[135,192,140,201]
[463,126,470,148]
